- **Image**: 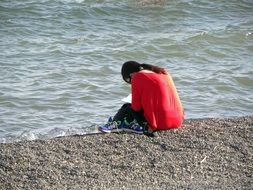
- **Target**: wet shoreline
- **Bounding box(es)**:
[0,116,252,189]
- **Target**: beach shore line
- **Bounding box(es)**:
[0,116,252,190]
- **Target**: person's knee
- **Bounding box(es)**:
[121,103,131,109]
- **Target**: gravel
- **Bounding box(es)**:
[0,116,252,190]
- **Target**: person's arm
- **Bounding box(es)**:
[131,74,147,126]
[131,73,155,137]
[131,74,141,111]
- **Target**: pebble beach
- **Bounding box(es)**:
[0,116,252,190]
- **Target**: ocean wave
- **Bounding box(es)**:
[0,124,101,143]
[1,0,252,142]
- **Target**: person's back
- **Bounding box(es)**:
[131,70,184,130]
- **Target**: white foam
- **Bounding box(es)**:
[0,125,102,144]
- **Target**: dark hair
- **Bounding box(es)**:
[121,61,167,83]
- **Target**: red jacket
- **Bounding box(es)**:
[131,71,184,130]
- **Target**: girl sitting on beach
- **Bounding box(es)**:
[99,61,184,137]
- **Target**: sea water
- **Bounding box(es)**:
[0,0,252,142]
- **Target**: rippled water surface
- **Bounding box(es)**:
[0,0,253,142]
